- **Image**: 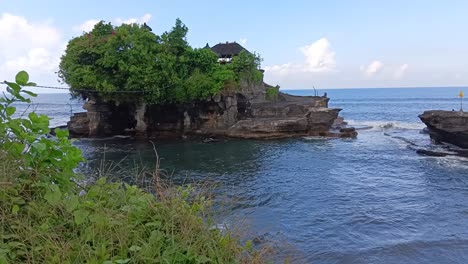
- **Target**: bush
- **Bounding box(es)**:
[265,86,280,101]
[1,176,255,263]
[0,72,264,263]
[0,71,83,194]
[229,51,263,84]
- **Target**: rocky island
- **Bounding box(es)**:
[61,20,355,140]
[67,79,355,139]
[419,110,468,148]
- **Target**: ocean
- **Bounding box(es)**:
[15,88,468,263]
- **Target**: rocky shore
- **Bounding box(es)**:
[67,80,356,140]
[419,110,468,148]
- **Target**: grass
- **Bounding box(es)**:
[265,86,279,101]
[0,152,266,264]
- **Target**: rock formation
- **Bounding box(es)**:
[419,110,468,148]
[67,80,357,139]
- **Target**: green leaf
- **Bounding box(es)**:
[25,82,37,87]
[5,81,21,92]
[5,106,16,117]
[39,222,50,231]
[129,245,141,252]
[15,71,29,85]
[73,209,89,225]
[11,92,29,103]
[5,142,25,157]
[245,240,253,251]
[55,128,68,138]
[64,195,79,213]
[12,205,20,215]
[31,142,46,153]
[22,90,37,97]
[20,119,32,129]
[44,185,62,206]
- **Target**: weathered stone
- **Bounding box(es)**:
[340,127,356,133]
[212,94,221,102]
[332,116,348,129]
[338,127,358,138]
[419,110,468,148]
[67,112,89,137]
[134,103,147,137]
[68,97,136,138]
[67,80,356,139]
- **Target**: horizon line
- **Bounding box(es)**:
[280,85,468,91]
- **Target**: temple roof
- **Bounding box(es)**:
[210,42,250,58]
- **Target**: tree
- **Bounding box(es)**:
[59,21,163,103]
[229,51,263,83]
[59,19,260,104]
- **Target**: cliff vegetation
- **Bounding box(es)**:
[59,19,262,104]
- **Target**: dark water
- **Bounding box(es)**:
[24,88,468,263]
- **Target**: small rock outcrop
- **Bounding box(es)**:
[419,110,468,148]
[67,80,356,139]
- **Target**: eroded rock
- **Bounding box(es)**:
[68,81,356,139]
[419,110,468,148]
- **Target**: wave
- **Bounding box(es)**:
[347,120,426,131]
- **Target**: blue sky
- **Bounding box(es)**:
[1,0,468,91]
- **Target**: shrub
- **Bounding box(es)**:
[266,86,280,101]
[0,71,83,194]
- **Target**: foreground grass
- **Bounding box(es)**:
[0,156,263,263]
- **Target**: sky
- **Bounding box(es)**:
[1,0,468,92]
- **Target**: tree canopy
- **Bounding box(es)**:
[59,19,262,104]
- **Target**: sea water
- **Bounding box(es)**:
[18,88,468,263]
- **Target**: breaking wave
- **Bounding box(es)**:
[347,120,426,131]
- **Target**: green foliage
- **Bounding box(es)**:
[59,19,244,104]
[1,72,264,263]
[59,21,163,103]
[266,86,280,101]
[1,175,260,263]
[230,51,264,83]
[0,71,83,193]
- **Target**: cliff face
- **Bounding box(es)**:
[419,110,468,148]
[68,81,356,139]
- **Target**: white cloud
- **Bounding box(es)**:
[300,38,336,72]
[362,60,384,76]
[264,38,336,77]
[0,13,65,89]
[74,13,152,33]
[263,38,337,88]
[115,13,151,25]
[394,63,409,79]
[264,63,299,77]
[73,19,100,33]
[239,38,247,46]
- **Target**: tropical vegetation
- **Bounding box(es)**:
[59,19,263,104]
